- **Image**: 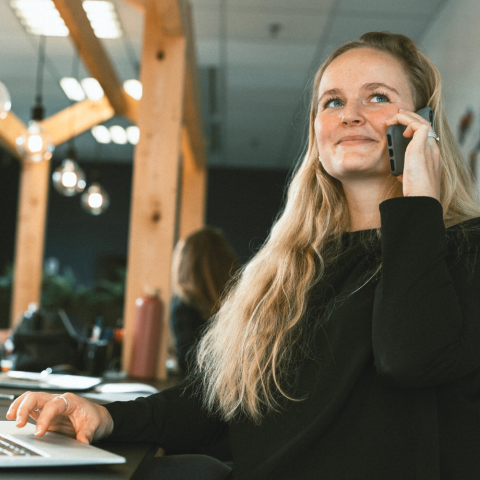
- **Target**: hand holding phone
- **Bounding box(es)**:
[386,106,433,176]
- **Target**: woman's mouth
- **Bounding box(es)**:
[337,135,375,145]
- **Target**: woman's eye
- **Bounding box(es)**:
[326,99,343,108]
[371,94,388,103]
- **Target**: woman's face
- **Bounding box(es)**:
[314,48,416,183]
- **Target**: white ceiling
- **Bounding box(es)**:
[0,0,449,169]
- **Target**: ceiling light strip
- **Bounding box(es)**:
[10,0,123,38]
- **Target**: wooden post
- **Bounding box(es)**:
[177,1,207,240]
[122,3,186,379]
[11,160,50,325]
[179,126,207,239]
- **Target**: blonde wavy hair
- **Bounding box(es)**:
[194,32,480,423]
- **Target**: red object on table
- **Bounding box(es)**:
[129,291,164,379]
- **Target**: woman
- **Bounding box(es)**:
[7,32,480,479]
[170,227,238,374]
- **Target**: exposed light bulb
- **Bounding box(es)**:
[62,172,77,187]
[28,133,43,152]
[81,182,110,215]
[52,153,86,196]
[88,192,103,208]
[16,119,54,162]
[0,82,11,119]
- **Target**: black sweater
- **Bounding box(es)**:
[105,197,480,479]
[170,296,207,373]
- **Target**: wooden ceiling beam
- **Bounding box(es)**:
[0,96,116,158]
[52,0,137,122]
[42,96,116,146]
[0,0,203,161]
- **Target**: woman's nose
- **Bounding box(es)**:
[341,103,365,125]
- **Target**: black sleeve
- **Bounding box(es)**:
[170,298,206,372]
[372,196,480,388]
[103,380,228,451]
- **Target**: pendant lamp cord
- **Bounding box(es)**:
[35,35,46,105]
[68,49,81,151]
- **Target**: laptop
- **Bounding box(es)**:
[0,371,102,391]
[0,421,125,467]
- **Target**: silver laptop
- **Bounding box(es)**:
[0,371,102,391]
[0,421,125,467]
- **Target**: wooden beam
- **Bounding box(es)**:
[179,125,207,239]
[183,68,205,168]
[121,0,147,14]
[52,0,136,121]
[182,1,206,168]
[0,112,26,159]
[122,1,187,380]
[154,0,185,36]
[122,0,184,36]
[120,0,206,168]
[0,97,119,156]
[11,160,51,326]
[42,96,116,146]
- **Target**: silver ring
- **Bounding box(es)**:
[427,131,439,141]
[55,394,68,411]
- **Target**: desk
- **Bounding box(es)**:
[0,379,179,479]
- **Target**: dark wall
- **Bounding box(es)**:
[0,151,290,284]
[0,151,19,275]
[206,167,290,263]
[44,162,133,285]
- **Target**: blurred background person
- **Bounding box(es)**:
[170,227,239,375]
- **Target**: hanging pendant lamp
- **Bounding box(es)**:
[52,50,86,196]
[16,35,54,163]
[81,182,110,215]
[81,169,110,215]
[52,146,86,196]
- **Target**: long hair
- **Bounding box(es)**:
[195,32,480,424]
[171,227,239,319]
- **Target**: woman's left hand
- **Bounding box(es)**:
[385,109,442,202]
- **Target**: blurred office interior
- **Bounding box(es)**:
[0,0,479,374]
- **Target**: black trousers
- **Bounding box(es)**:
[131,454,233,480]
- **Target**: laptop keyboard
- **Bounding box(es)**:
[0,435,41,457]
[0,378,51,390]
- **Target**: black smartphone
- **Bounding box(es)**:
[386,106,433,176]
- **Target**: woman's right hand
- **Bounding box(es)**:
[5,391,114,444]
